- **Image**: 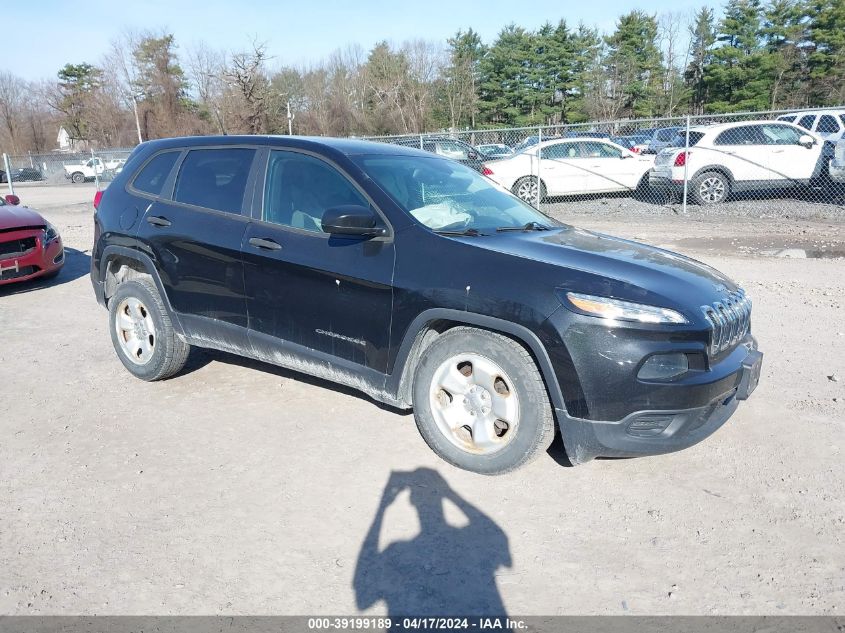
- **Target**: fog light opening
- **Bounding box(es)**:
[637,353,689,381]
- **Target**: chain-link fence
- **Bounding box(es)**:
[1,148,134,194]
[3,106,844,214]
[359,106,845,215]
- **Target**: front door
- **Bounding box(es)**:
[576,141,639,193]
[760,123,821,184]
[242,149,395,372]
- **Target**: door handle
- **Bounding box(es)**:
[248,237,282,251]
[146,215,171,227]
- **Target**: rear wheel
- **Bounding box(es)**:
[690,171,730,205]
[412,327,555,475]
[108,278,189,381]
[71,172,85,184]
[512,176,546,205]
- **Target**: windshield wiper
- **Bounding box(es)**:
[496,222,551,232]
[434,228,484,236]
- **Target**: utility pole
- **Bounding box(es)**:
[286,100,294,135]
[132,95,143,144]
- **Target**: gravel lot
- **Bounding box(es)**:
[1,184,843,616]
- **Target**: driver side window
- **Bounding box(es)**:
[263,151,368,234]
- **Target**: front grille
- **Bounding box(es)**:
[0,236,37,260]
[701,289,752,356]
[0,264,38,280]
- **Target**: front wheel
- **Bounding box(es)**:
[512,176,546,205]
[690,171,730,205]
[108,278,190,381]
[412,327,555,475]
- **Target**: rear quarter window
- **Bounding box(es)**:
[131,151,180,196]
[798,114,816,130]
[817,115,841,134]
[173,148,256,214]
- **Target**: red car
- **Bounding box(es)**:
[0,194,64,286]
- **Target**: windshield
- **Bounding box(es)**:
[357,155,559,233]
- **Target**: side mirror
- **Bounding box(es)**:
[799,134,816,148]
[5,194,20,205]
[467,150,479,160]
[321,205,386,237]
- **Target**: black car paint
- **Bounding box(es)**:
[92,135,761,464]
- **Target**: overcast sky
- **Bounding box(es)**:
[8,0,721,81]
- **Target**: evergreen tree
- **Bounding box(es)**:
[55,63,103,141]
[703,0,773,112]
[685,8,718,114]
[602,11,663,118]
[807,0,845,105]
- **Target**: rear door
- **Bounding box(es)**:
[711,125,773,185]
[538,142,587,195]
[135,146,257,348]
[242,149,395,372]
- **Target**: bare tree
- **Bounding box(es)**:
[225,41,272,134]
[187,43,228,134]
[0,71,26,153]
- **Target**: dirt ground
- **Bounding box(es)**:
[1,184,843,616]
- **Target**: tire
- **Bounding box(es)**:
[690,170,730,205]
[511,176,547,205]
[108,278,189,381]
[71,172,85,184]
[412,327,555,475]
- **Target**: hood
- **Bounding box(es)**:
[0,204,47,231]
[470,227,737,313]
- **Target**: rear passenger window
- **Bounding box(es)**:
[797,115,816,130]
[817,115,840,134]
[132,151,179,196]
[173,148,256,214]
[715,125,764,145]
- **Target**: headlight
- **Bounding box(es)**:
[43,223,58,245]
[565,292,688,324]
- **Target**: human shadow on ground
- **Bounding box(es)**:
[353,468,511,618]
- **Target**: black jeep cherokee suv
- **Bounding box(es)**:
[91,135,763,474]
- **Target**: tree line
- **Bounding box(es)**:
[0,0,843,154]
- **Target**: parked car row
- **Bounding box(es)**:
[391,118,838,206]
[0,167,44,183]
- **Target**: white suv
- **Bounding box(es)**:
[649,121,824,205]
[777,110,845,142]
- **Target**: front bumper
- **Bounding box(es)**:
[558,346,763,464]
[0,229,64,286]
